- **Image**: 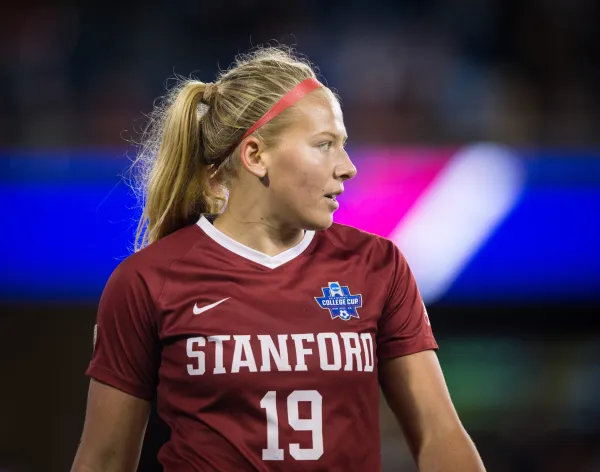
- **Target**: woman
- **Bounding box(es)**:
[72,47,485,471]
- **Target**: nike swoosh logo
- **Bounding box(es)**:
[193,298,230,315]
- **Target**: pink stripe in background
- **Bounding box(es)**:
[334,147,456,236]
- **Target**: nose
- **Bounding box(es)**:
[334,150,357,182]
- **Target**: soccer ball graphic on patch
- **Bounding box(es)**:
[314,281,363,321]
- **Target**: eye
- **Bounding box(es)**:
[319,141,333,152]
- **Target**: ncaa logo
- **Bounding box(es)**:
[314,282,363,321]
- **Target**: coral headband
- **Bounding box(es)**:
[240,77,323,141]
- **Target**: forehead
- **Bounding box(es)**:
[290,89,345,135]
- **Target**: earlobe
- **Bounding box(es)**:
[256,166,267,178]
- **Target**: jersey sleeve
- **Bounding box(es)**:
[86,261,160,401]
[377,241,438,361]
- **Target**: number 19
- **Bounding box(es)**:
[260,390,323,461]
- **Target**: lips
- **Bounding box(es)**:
[324,191,341,210]
[324,189,343,201]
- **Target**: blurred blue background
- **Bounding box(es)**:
[1,1,599,471]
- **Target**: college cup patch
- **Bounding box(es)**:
[314,282,362,321]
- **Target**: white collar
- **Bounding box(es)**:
[197,215,315,269]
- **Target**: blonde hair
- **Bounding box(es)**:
[131,46,321,251]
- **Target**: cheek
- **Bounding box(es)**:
[295,171,327,200]
[274,150,328,199]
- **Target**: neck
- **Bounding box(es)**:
[213,191,304,257]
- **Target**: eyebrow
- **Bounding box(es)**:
[314,131,348,143]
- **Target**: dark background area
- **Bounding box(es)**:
[1,0,599,148]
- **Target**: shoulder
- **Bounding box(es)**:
[107,224,204,297]
[319,222,397,260]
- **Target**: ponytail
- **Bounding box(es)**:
[133,81,224,251]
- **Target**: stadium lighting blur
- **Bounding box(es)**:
[389,143,525,303]
[2,147,599,302]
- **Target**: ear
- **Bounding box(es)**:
[238,136,267,178]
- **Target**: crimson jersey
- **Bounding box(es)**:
[87,215,438,471]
